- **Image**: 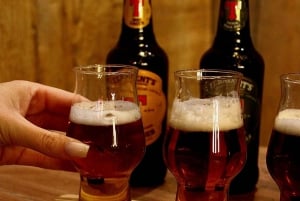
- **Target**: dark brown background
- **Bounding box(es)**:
[1,0,300,146]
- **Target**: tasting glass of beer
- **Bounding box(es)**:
[266,73,300,201]
[163,69,247,201]
[67,64,145,201]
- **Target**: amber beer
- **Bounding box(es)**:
[164,97,246,193]
[267,109,300,199]
[67,100,145,179]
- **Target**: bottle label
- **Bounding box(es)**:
[137,69,166,145]
[223,0,247,31]
[124,0,151,29]
[240,78,260,143]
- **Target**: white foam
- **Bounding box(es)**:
[274,109,300,136]
[169,97,243,132]
[69,100,141,126]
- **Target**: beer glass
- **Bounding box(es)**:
[163,69,247,201]
[266,73,300,201]
[67,64,145,201]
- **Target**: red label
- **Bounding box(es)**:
[223,0,247,31]
[124,0,151,29]
[225,1,239,21]
[130,0,144,17]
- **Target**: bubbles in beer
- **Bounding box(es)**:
[274,109,300,136]
[169,96,243,132]
[69,100,141,126]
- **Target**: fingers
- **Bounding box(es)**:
[23,81,75,116]
[26,112,69,131]
[2,112,89,160]
[0,146,75,171]
[0,81,89,166]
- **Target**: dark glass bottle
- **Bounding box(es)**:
[200,0,265,194]
[106,0,168,187]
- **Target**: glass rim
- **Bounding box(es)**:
[281,73,300,84]
[73,64,138,75]
[174,69,243,79]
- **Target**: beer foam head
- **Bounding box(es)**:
[274,109,300,136]
[69,100,141,126]
[169,97,243,132]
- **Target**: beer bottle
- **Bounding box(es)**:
[106,0,169,187]
[200,0,265,194]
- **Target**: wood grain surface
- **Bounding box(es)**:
[0,147,279,201]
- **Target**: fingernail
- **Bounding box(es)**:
[65,142,89,158]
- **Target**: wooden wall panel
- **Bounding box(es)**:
[0,1,36,82]
[36,0,74,91]
[152,0,212,117]
[1,0,300,146]
[255,1,300,146]
[34,0,123,91]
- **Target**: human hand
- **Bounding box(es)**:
[0,80,89,170]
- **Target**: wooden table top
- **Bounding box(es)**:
[0,147,279,201]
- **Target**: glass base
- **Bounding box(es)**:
[79,176,130,201]
[176,185,227,201]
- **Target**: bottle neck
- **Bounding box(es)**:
[213,0,254,48]
[117,0,157,46]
